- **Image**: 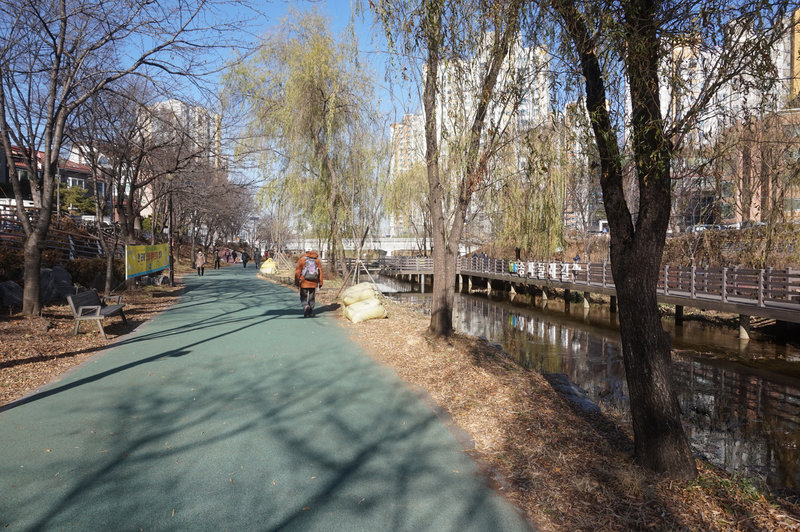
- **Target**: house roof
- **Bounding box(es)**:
[9,145,94,176]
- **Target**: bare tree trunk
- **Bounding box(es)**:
[425,0,522,337]
[554,0,696,479]
[21,163,58,314]
[22,235,43,315]
[622,0,695,477]
[190,217,197,267]
[96,218,120,294]
[422,0,452,336]
[104,242,118,294]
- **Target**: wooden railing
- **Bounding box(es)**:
[0,209,117,260]
[380,256,800,316]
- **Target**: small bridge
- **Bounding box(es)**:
[379,256,800,334]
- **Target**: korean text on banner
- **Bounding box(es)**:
[126,244,169,279]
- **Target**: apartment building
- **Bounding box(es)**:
[388,114,425,237]
[660,11,800,229]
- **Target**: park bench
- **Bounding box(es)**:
[66,290,127,339]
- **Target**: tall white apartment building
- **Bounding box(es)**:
[388,113,426,237]
[435,37,551,142]
[148,99,222,168]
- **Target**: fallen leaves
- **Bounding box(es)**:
[0,285,182,406]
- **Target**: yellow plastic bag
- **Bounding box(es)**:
[260,258,278,275]
[342,282,377,306]
[343,297,387,323]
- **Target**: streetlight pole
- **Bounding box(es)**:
[168,173,175,287]
[56,170,61,217]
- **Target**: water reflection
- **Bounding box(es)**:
[369,274,419,294]
[388,288,800,494]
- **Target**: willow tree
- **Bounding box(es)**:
[488,123,568,258]
[550,0,793,477]
[375,0,535,336]
[386,162,432,253]
[224,10,381,272]
[344,119,391,267]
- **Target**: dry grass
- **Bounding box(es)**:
[3,269,800,531]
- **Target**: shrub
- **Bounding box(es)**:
[65,257,125,288]
[0,247,24,282]
[41,248,67,267]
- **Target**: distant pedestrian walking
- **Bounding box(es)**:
[241,250,250,268]
[232,250,238,264]
[214,248,221,269]
[295,249,323,317]
[254,247,261,268]
[196,250,206,276]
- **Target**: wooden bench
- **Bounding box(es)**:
[66,290,127,339]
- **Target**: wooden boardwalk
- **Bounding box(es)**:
[381,256,800,325]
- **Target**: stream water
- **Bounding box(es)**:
[373,276,800,495]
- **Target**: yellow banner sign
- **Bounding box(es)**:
[125,244,169,279]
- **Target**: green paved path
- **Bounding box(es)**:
[0,265,532,531]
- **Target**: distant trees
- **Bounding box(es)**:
[68,79,232,289]
[385,162,431,254]
[706,113,800,266]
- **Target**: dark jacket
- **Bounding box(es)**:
[295,251,323,289]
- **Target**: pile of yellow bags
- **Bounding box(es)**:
[260,257,278,275]
[341,282,387,323]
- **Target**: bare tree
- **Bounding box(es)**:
[550,0,793,477]
[69,81,221,289]
[375,0,532,336]
[0,0,255,314]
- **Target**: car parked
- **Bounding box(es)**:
[686,224,712,233]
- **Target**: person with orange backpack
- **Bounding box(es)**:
[295,249,323,317]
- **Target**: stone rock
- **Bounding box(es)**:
[39,266,75,304]
[543,373,602,415]
[0,280,23,308]
[90,272,117,292]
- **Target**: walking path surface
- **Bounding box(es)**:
[0,265,532,531]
